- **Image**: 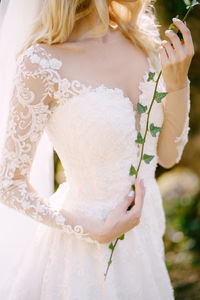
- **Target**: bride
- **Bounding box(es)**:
[0,0,194,299]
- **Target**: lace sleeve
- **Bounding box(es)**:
[157,76,190,168]
[0,45,92,241]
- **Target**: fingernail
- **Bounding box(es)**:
[173,18,179,22]
[128,190,135,197]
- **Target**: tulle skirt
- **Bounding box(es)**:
[0,179,174,300]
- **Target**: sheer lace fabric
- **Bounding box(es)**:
[158,77,190,166]
[0,44,90,241]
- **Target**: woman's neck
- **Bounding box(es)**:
[67,7,118,44]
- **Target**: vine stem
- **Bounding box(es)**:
[136,70,162,177]
[104,237,119,280]
[104,70,163,280]
[104,1,199,280]
[183,5,194,22]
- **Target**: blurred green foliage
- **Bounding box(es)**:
[155,1,200,298]
[181,191,200,255]
[156,0,200,178]
[163,190,200,299]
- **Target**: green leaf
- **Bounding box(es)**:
[168,23,179,33]
[168,15,179,32]
[129,165,137,176]
[131,184,135,191]
[187,0,200,8]
[150,123,163,137]
[154,91,168,103]
[108,260,112,265]
[135,132,145,144]
[119,234,125,240]
[109,242,114,250]
[168,23,183,41]
[147,72,156,82]
[192,0,200,6]
[143,154,155,164]
[137,103,148,114]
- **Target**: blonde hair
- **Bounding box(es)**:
[18,0,161,70]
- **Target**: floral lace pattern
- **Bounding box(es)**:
[174,78,191,163]
[0,44,89,240]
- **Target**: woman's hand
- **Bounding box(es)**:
[72,178,145,244]
[159,18,195,93]
[97,178,145,244]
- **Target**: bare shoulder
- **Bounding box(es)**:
[36,41,87,58]
[34,40,93,83]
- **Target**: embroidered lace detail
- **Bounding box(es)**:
[0,44,89,240]
[161,76,191,165]
[174,79,191,163]
[175,120,190,163]
[54,78,91,104]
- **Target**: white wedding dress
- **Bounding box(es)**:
[0,43,190,300]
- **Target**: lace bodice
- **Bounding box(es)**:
[0,43,190,244]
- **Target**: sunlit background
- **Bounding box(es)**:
[53,1,200,299]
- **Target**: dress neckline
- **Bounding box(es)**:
[81,57,155,134]
[34,43,157,135]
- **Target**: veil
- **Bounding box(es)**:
[0,0,54,280]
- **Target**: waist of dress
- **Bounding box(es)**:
[49,177,160,220]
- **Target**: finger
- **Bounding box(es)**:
[128,179,145,225]
[161,40,176,62]
[131,178,145,212]
[135,178,145,206]
[165,30,186,59]
[172,18,194,54]
[159,45,169,66]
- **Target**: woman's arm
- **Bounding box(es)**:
[157,18,194,168]
[157,78,190,168]
[0,46,95,241]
